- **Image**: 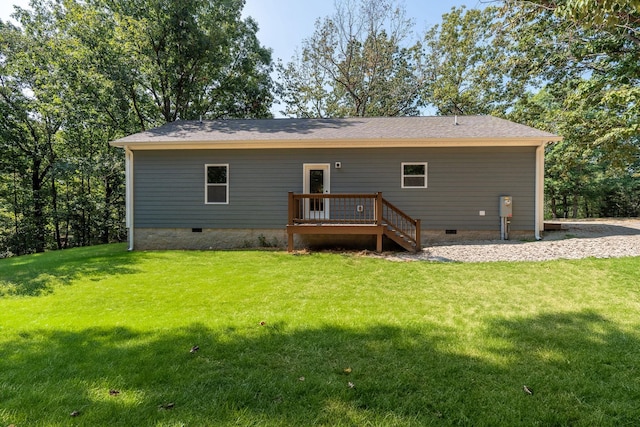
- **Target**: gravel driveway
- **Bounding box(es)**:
[384,219,640,262]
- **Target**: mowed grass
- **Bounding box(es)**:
[1,244,639,426]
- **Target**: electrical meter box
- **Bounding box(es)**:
[499,196,512,218]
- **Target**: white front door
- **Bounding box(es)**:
[303,164,330,220]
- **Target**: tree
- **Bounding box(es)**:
[92,0,274,125]
[500,1,640,164]
[422,6,510,115]
[498,1,640,217]
[0,0,275,256]
[276,0,427,118]
[518,0,640,36]
[0,16,64,253]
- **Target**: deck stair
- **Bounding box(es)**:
[381,197,420,252]
[383,223,418,252]
[287,192,420,253]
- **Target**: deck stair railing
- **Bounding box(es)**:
[287,192,420,252]
[381,198,421,252]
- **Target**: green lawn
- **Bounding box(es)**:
[1,244,639,426]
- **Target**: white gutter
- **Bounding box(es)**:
[125,146,134,250]
[535,143,545,240]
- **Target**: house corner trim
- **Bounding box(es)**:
[535,143,545,240]
[125,146,134,250]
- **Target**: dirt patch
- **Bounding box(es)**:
[544,218,640,238]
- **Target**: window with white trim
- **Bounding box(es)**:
[205,164,229,204]
[401,162,428,188]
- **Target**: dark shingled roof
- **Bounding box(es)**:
[111,116,560,146]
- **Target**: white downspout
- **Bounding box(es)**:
[125,146,134,250]
[535,143,545,240]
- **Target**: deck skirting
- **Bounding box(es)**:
[287,224,385,252]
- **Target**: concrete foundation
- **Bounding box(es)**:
[133,227,536,251]
[422,229,535,244]
[134,228,287,250]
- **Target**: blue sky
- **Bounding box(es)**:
[1,0,485,64]
[241,0,486,63]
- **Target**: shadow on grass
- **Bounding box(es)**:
[1,311,638,426]
[0,244,139,297]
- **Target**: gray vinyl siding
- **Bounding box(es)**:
[133,146,536,231]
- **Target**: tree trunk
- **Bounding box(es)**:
[12,169,22,255]
[101,176,113,244]
[64,180,71,247]
[31,156,46,253]
[86,171,92,245]
[51,169,63,249]
[80,174,87,246]
[583,199,590,218]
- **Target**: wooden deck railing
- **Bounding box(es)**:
[382,198,421,246]
[288,193,379,224]
[287,192,421,252]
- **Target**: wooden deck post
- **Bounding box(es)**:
[375,192,383,226]
[376,192,383,252]
[415,219,421,250]
[287,192,294,252]
[376,231,383,253]
[287,192,294,226]
[288,232,294,252]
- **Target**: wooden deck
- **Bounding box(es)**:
[286,192,421,252]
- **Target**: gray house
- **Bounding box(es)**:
[110,116,561,252]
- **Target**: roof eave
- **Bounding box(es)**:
[110,136,563,150]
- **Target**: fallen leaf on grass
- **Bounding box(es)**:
[298,376,305,381]
[523,385,534,395]
[190,345,199,353]
[70,410,81,417]
[347,382,355,389]
[343,367,352,374]
[158,402,175,410]
[109,389,120,396]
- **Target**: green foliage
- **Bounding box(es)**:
[0,0,275,256]
[0,14,64,253]
[1,246,640,425]
[95,0,274,122]
[527,0,640,30]
[423,6,511,115]
[257,233,279,248]
[501,1,640,217]
[0,1,128,255]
